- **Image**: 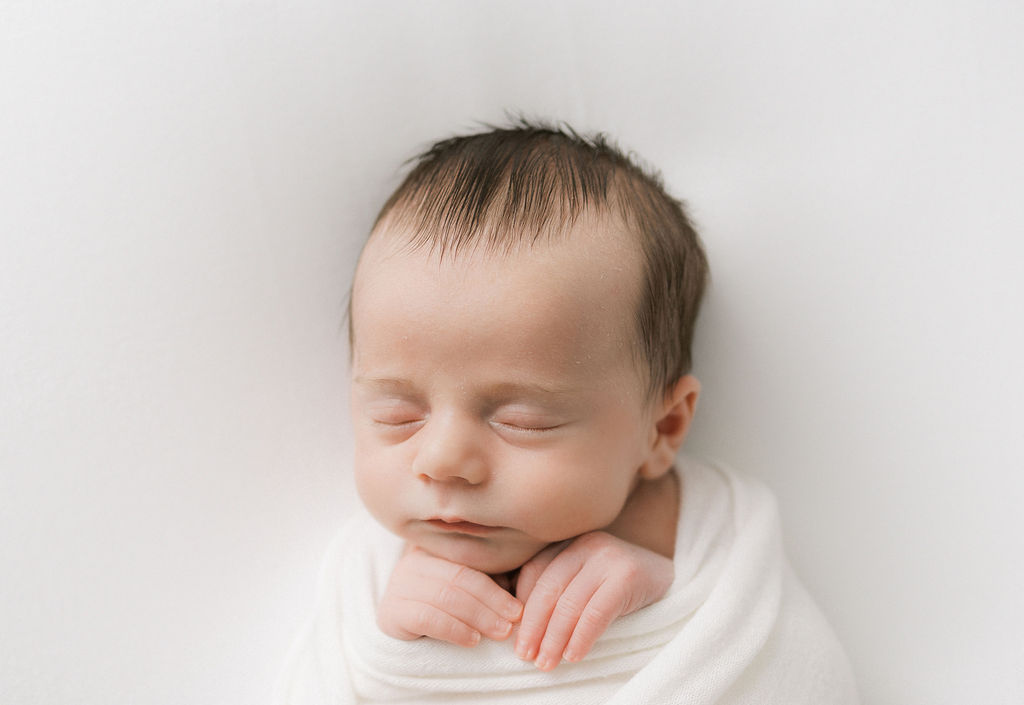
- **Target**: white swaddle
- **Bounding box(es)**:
[275,458,858,704]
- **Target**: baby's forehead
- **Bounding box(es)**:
[350,214,654,404]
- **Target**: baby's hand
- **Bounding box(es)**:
[513,531,673,671]
[377,546,524,647]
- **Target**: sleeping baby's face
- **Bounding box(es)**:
[349,217,667,574]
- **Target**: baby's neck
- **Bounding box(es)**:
[601,469,680,559]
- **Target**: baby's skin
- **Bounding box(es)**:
[377,470,679,671]
[350,214,698,673]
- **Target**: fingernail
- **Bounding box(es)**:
[563,647,578,662]
[469,631,481,646]
[535,655,552,671]
[493,619,511,637]
[504,600,523,620]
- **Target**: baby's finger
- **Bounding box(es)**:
[411,551,523,623]
[515,541,566,604]
[533,567,609,670]
[514,547,586,662]
[427,577,519,641]
[391,571,518,641]
[388,599,482,647]
[561,578,627,663]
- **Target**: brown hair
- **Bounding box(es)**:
[352,119,709,400]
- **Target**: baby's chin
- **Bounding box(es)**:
[413,534,540,577]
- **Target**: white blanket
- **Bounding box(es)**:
[275,458,858,704]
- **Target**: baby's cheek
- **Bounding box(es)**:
[513,464,624,539]
[353,447,406,516]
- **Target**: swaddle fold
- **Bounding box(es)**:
[276,458,858,704]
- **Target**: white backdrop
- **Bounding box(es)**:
[2,2,1022,704]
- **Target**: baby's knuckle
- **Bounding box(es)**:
[617,561,641,582]
[532,585,564,607]
[554,595,584,618]
[450,563,473,586]
[435,583,462,610]
[582,535,628,563]
[532,575,565,599]
[413,608,443,635]
[581,603,614,628]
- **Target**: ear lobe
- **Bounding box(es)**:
[639,375,700,479]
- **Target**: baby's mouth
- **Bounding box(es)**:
[425,517,500,536]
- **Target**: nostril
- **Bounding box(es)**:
[417,470,480,485]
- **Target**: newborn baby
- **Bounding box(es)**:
[277,122,859,705]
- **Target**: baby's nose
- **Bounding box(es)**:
[411,413,489,485]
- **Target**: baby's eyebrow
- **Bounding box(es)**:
[352,375,416,392]
[479,381,578,401]
[352,376,577,400]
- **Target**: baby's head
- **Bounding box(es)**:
[348,122,709,574]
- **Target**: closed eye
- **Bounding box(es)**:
[489,419,564,434]
[371,415,425,427]
[368,415,425,443]
[365,402,427,428]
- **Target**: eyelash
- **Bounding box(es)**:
[371,417,424,428]
[489,420,563,434]
[369,416,560,436]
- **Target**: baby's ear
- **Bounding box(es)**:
[639,375,700,479]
